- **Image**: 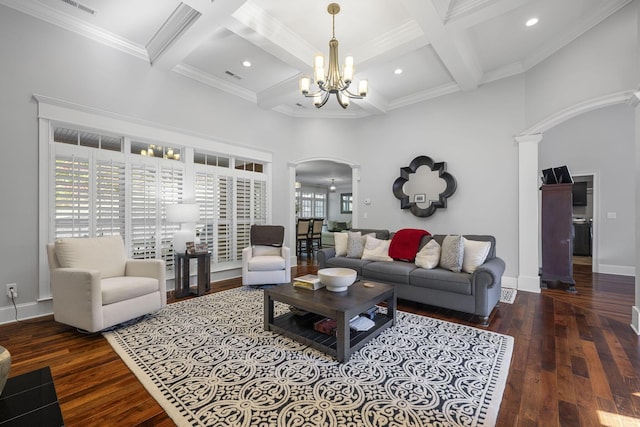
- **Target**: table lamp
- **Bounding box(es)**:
[166,203,200,254]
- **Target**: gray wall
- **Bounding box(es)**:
[540,104,636,273]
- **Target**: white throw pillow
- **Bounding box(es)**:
[362,235,393,262]
[439,234,464,272]
[462,238,491,273]
[415,239,441,269]
[334,232,348,257]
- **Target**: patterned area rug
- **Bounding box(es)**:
[104,287,513,427]
[500,287,517,304]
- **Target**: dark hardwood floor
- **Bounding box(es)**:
[0,260,638,426]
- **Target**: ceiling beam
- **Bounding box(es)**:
[150,0,244,71]
[400,0,480,91]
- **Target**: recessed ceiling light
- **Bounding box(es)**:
[526,18,539,27]
[242,60,252,67]
[394,68,403,75]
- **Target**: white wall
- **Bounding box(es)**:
[540,104,636,274]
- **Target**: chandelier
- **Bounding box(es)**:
[299,3,368,109]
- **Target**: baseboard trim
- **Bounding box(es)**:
[632,306,640,335]
[502,276,518,290]
[597,264,635,277]
[517,275,541,294]
[0,299,53,325]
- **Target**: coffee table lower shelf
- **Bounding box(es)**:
[268,311,393,361]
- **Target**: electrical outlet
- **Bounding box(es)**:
[6,283,17,299]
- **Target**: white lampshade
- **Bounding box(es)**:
[166,203,200,223]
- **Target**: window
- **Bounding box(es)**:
[341,193,353,213]
[296,189,327,219]
[193,152,269,265]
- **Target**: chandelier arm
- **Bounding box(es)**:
[315,91,331,108]
[342,88,364,99]
[302,90,323,98]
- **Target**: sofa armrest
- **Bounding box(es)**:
[50,268,103,330]
[125,259,167,306]
[125,259,165,280]
[472,257,506,289]
[317,247,336,268]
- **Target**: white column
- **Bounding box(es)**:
[288,162,298,265]
[516,134,543,293]
[632,92,640,334]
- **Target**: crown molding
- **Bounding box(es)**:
[0,0,148,61]
[388,82,460,111]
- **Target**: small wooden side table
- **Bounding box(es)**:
[175,252,211,298]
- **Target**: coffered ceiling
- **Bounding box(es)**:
[1,0,631,119]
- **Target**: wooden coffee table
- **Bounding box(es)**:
[264,281,396,362]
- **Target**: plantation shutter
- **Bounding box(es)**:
[217,175,233,262]
[95,157,126,237]
[130,161,158,259]
[253,179,267,225]
[160,163,184,269]
[235,177,251,260]
[195,170,216,255]
[54,154,90,238]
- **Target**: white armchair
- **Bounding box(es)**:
[242,225,291,286]
[46,235,166,332]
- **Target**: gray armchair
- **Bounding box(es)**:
[242,225,291,286]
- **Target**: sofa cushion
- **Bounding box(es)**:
[362,261,417,284]
[325,257,372,275]
[415,239,441,269]
[247,256,285,271]
[409,268,472,295]
[362,235,393,261]
[101,276,159,305]
[55,235,126,279]
[462,238,491,273]
[439,235,464,273]
[252,245,281,256]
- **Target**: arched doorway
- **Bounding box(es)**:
[287,158,360,262]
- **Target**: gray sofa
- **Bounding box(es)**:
[316,229,505,325]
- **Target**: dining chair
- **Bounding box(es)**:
[296,218,312,258]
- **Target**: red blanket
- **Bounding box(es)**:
[388,228,431,261]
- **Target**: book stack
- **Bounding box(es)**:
[293,274,325,290]
[313,318,337,336]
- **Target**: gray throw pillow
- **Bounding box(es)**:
[346,232,374,258]
[439,234,464,272]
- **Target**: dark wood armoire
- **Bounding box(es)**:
[540,183,576,292]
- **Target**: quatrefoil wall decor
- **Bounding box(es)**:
[392,155,457,218]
